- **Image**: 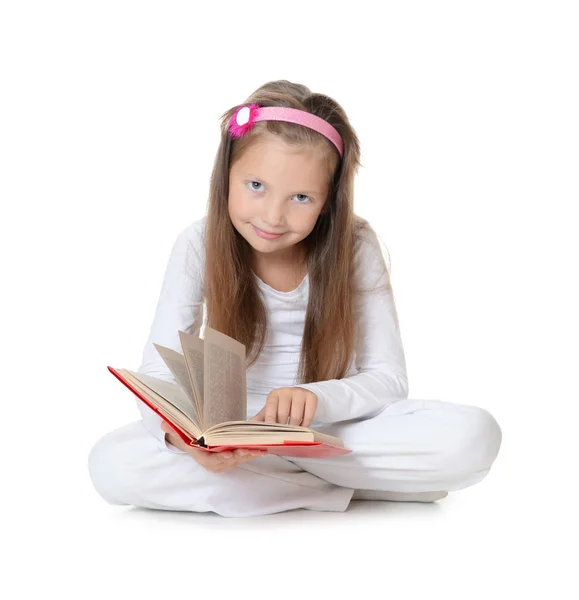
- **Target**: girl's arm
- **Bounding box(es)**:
[135,218,206,452]
[296,227,408,424]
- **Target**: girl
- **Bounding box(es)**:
[88,80,502,517]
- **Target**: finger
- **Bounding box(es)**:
[302,398,317,428]
[248,449,267,457]
[211,465,229,473]
[249,409,264,422]
[264,393,279,424]
[289,395,306,426]
[235,451,267,466]
[277,394,293,425]
[215,454,250,472]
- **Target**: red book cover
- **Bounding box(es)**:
[108,366,352,458]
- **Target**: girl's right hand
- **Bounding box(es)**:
[160,421,268,473]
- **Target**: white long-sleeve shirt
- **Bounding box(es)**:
[136,216,409,451]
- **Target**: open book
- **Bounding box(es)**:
[108,326,351,458]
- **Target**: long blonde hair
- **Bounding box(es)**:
[204,79,380,384]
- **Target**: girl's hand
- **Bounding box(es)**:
[160,421,267,473]
[248,387,318,428]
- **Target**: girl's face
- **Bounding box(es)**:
[228,133,330,264]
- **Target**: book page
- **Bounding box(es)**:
[127,369,199,427]
[120,369,202,440]
[205,421,314,434]
[152,345,196,403]
[203,420,344,448]
[177,330,205,425]
[154,340,202,426]
[205,432,314,445]
[203,326,246,429]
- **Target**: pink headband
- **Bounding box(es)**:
[228,103,344,158]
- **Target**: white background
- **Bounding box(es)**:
[1,1,577,598]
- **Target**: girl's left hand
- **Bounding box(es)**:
[249,387,318,428]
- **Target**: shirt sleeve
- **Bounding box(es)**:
[135,221,205,453]
[295,227,409,425]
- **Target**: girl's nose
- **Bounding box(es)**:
[263,202,286,228]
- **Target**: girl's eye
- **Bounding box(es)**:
[247,181,311,204]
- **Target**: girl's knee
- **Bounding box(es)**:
[88,428,128,505]
[87,421,155,506]
[443,406,502,476]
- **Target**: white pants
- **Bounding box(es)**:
[88,398,502,517]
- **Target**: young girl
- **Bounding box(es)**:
[88,80,502,517]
